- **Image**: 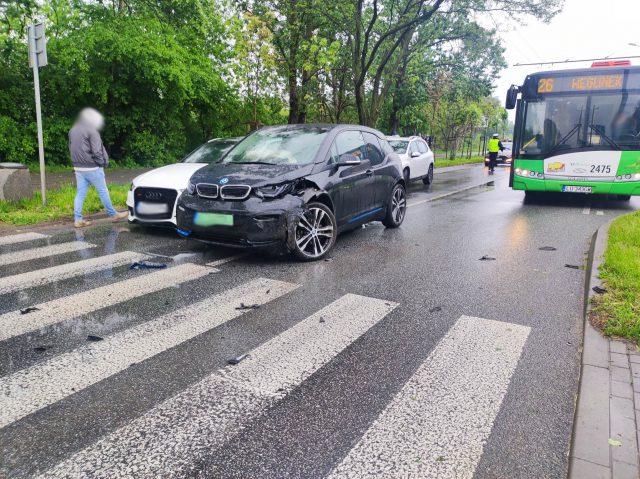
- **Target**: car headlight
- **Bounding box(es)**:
[254,182,294,199]
[187,180,196,195]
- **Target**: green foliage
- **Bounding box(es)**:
[595,210,640,342]
[0,0,562,167]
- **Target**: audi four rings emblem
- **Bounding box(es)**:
[144,191,162,200]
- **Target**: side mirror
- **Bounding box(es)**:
[505,85,520,110]
[411,151,421,158]
[335,154,361,167]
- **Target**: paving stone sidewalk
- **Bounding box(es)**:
[569,223,640,479]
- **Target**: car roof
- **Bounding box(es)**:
[255,123,388,138]
[386,136,424,141]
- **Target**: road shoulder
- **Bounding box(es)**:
[570,221,640,479]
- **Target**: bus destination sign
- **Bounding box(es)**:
[534,71,640,94]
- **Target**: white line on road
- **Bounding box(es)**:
[407,180,498,208]
[328,316,530,479]
[596,210,604,216]
[206,253,248,267]
[0,278,297,429]
[0,251,148,294]
[42,294,398,478]
[0,241,96,267]
[0,263,210,342]
[0,232,48,246]
[582,207,591,215]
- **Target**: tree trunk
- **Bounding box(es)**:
[288,66,299,124]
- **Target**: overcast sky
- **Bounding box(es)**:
[492,0,640,119]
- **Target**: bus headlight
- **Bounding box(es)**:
[614,173,640,182]
[515,168,543,179]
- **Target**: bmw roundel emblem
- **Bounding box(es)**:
[219,177,229,185]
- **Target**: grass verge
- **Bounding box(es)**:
[592,211,640,342]
[435,155,485,168]
[0,184,129,226]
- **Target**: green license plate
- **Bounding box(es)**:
[194,212,234,227]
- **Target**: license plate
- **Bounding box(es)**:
[194,212,234,227]
[562,185,592,193]
[136,202,170,215]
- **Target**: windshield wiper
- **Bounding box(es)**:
[588,124,620,149]
[546,123,581,157]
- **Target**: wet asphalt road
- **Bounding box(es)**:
[1,164,639,478]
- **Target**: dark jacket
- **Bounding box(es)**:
[69,123,108,168]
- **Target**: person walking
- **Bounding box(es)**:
[69,108,128,227]
[487,133,504,173]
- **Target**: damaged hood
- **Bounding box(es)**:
[190,162,315,187]
[132,163,208,190]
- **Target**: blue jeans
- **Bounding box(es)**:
[74,168,117,221]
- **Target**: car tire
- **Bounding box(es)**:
[382,183,407,229]
[422,164,434,185]
[292,202,337,261]
[403,168,410,186]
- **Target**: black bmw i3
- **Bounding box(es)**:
[176,124,407,261]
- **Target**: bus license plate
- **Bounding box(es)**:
[562,185,592,194]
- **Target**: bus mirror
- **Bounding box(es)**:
[506,85,520,110]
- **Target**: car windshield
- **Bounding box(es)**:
[388,140,409,154]
[520,93,640,156]
[183,140,239,164]
[221,127,330,166]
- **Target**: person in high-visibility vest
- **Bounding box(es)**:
[487,133,505,173]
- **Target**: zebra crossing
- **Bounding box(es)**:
[0,230,530,478]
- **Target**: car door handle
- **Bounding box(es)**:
[366,169,374,176]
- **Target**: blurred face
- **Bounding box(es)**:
[80,108,105,131]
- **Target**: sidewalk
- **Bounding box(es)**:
[570,222,640,479]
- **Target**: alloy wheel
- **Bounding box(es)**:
[391,186,406,224]
[295,206,335,259]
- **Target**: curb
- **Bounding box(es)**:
[569,220,640,479]
[0,211,124,236]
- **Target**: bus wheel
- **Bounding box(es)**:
[617,195,631,201]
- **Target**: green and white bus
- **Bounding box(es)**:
[506,60,640,199]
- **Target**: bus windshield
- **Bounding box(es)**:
[520,93,640,156]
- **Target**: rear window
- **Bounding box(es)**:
[388,140,408,154]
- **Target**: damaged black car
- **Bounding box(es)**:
[176,124,406,261]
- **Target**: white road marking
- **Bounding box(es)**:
[0,232,48,246]
[596,210,604,216]
[407,180,497,208]
[0,278,297,429]
[329,316,530,479]
[0,263,210,342]
[0,251,147,294]
[42,294,398,478]
[0,241,96,267]
[206,253,248,267]
[582,207,591,215]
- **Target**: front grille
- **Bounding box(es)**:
[196,183,219,198]
[133,187,177,220]
[220,185,251,200]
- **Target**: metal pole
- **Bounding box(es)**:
[29,25,46,206]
